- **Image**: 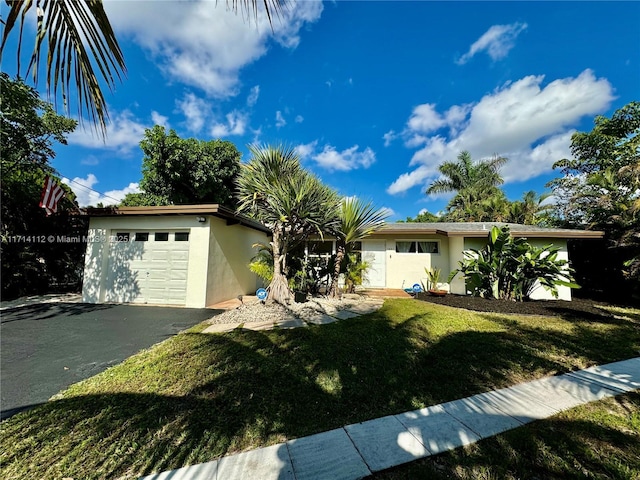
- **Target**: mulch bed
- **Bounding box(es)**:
[414,292,628,320]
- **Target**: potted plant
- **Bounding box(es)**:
[292,270,309,303]
[425,267,448,296]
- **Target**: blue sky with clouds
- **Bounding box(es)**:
[4,1,639,221]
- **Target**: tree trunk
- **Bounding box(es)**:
[269,228,291,304]
[329,242,345,298]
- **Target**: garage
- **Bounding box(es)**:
[105,231,190,305]
[82,205,270,308]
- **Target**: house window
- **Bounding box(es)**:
[175,232,190,242]
[134,232,149,242]
[395,240,439,254]
[114,232,130,242]
[154,232,169,241]
[308,240,333,258]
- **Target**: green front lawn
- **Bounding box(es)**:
[1,299,638,479]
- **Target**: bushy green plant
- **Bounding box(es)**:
[449,226,579,301]
[424,267,442,291]
[344,254,370,293]
[248,243,274,284]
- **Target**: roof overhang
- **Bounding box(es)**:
[84,204,271,235]
[372,224,604,239]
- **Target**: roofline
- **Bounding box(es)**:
[83,204,271,234]
[372,226,604,239]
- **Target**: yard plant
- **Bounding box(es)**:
[449,225,579,301]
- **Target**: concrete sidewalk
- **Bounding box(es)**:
[140,357,640,480]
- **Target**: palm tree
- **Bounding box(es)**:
[427,151,508,222]
[328,197,388,298]
[236,144,340,304]
[0,0,285,135]
[508,190,552,225]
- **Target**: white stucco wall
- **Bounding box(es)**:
[82,216,210,307]
[371,234,450,290]
[205,217,269,306]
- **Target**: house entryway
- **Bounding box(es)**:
[362,240,386,288]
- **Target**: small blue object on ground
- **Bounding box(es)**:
[256,288,268,301]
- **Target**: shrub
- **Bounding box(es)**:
[449,226,579,301]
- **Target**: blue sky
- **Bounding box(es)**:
[5,1,640,221]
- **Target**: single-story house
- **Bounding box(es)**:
[82,204,270,308]
[82,207,603,306]
[355,222,603,300]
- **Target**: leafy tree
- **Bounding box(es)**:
[548,101,640,291]
[236,145,340,304]
[427,151,509,221]
[1,74,85,299]
[1,0,284,134]
[327,197,388,298]
[449,226,579,301]
[398,210,440,223]
[121,126,241,207]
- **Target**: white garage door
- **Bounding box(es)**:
[105,231,190,305]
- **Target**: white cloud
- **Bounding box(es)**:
[80,155,100,166]
[313,145,376,172]
[295,140,318,159]
[62,174,140,207]
[275,110,286,128]
[68,110,147,153]
[105,1,323,98]
[247,85,260,107]
[383,130,397,147]
[457,22,528,65]
[177,93,211,133]
[295,115,304,123]
[211,110,247,137]
[407,103,445,133]
[151,111,170,128]
[387,69,614,195]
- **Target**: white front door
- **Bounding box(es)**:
[362,240,386,287]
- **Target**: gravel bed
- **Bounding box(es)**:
[205,296,375,325]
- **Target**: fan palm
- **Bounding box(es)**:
[236,144,340,304]
[327,197,388,298]
[0,0,285,135]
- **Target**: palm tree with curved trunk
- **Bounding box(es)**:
[0,0,285,135]
[328,197,388,298]
[236,144,340,304]
[427,151,508,221]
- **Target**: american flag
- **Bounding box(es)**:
[39,176,65,215]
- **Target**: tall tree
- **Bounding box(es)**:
[427,151,509,221]
[236,145,340,304]
[398,210,440,223]
[1,74,85,299]
[507,191,552,225]
[1,0,284,134]
[121,125,241,207]
[548,101,640,293]
[327,197,388,298]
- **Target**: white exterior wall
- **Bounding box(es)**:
[462,237,572,301]
[205,217,269,306]
[374,234,450,290]
[82,215,267,308]
[448,236,466,294]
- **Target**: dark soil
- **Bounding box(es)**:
[414,292,632,321]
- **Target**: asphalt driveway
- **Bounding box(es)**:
[1,302,217,419]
